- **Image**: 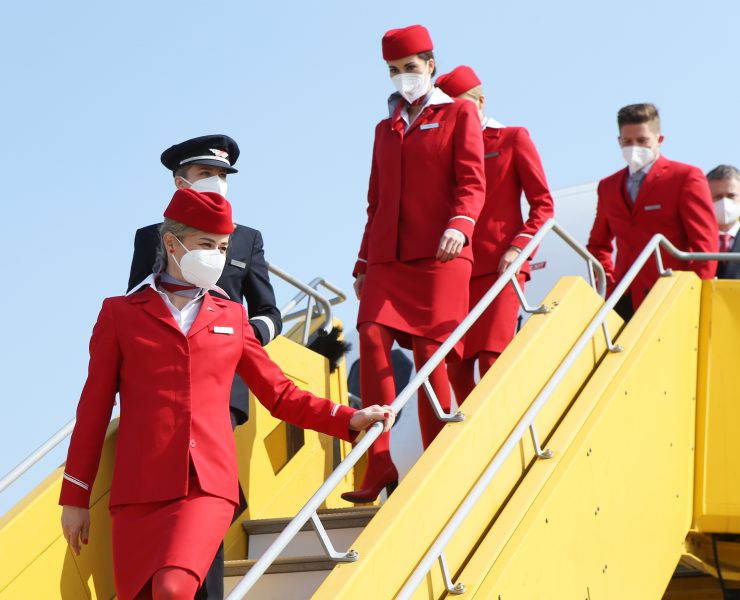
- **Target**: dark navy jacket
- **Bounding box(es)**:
[717,234,740,279]
[127,222,283,424]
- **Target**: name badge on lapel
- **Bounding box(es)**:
[420,122,440,130]
[484,151,500,159]
[213,326,234,335]
[644,204,662,211]
[230,259,247,269]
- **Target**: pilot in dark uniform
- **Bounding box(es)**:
[126,134,282,600]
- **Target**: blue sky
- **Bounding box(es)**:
[1,0,738,514]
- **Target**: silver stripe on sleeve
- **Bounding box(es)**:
[251,315,276,343]
[63,472,90,491]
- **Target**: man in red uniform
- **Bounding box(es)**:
[435,66,554,403]
[587,103,717,319]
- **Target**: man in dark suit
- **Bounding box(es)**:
[707,165,740,279]
[127,134,282,600]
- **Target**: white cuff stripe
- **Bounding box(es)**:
[516,233,534,239]
[331,404,340,417]
[357,258,368,263]
[63,473,89,491]
[449,216,476,225]
[251,316,276,343]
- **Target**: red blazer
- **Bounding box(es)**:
[59,287,356,508]
[472,122,554,278]
[587,155,718,307]
[354,89,485,275]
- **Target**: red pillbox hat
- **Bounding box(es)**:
[382,25,433,61]
[163,188,235,234]
[435,65,482,97]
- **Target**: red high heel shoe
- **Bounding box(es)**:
[341,464,399,504]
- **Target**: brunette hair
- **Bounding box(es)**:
[174,164,191,180]
[706,164,740,183]
[617,103,660,132]
[418,50,437,76]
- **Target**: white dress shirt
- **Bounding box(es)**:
[127,273,204,335]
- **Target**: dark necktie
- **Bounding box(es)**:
[720,233,734,253]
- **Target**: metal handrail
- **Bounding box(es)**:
[267,264,340,337]
[225,218,607,599]
[396,235,739,598]
[0,264,343,497]
[0,418,77,495]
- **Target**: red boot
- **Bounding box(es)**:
[341,446,398,503]
[342,322,399,504]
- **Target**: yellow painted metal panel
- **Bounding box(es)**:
[313,277,622,600]
[0,536,90,600]
[0,420,117,595]
[463,273,699,599]
[693,280,740,532]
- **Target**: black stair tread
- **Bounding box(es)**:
[225,555,340,575]
[242,506,379,535]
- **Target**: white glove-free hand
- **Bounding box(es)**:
[498,246,522,274]
[353,274,366,300]
[437,229,466,262]
[349,404,396,433]
[61,505,90,555]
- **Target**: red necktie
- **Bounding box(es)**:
[720,233,734,253]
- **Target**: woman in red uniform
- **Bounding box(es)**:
[436,66,555,403]
[59,188,394,600]
[342,26,485,504]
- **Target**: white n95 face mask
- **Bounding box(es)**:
[172,238,226,290]
[621,146,655,173]
[714,197,740,226]
[392,72,431,104]
[182,175,228,197]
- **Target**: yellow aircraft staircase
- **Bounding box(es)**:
[2,224,740,599]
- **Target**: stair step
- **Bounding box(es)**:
[243,507,379,560]
[224,556,337,599]
[225,555,338,576]
[242,506,379,535]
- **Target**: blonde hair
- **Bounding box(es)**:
[461,85,484,101]
[154,219,201,272]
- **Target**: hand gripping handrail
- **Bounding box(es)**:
[0,264,342,497]
[224,219,608,599]
[396,234,740,599]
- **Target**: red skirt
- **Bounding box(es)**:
[462,272,525,359]
[110,474,236,600]
[357,258,472,358]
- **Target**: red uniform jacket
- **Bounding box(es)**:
[354,88,485,275]
[472,120,554,278]
[587,155,718,307]
[59,287,356,508]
